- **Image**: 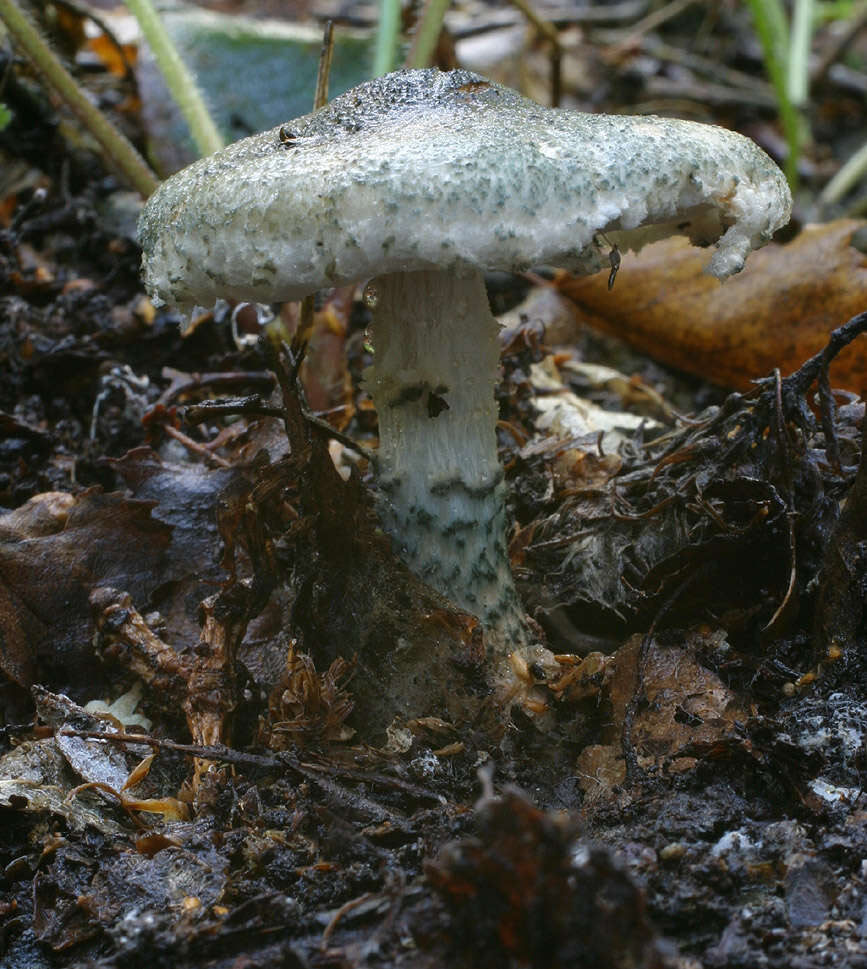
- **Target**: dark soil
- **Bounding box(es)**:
[2,3,867,968]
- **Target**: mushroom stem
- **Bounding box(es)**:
[364,268,529,649]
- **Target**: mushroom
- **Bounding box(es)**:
[138,68,791,667]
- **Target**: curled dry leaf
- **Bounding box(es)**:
[0,687,189,827]
[557,220,867,391]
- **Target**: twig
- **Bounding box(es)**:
[774,309,867,399]
[302,409,377,466]
[59,729,444,808]
[181,395,284,426]
[153,369,275,409]
[507,0,562,105]
[295,22,336,357]
[763,512,798,633]
[812,4,867,85]
[315,21,335,110]
[59,728,281,767]
[264,337,377,466]
[616,0,697,42]
[320,893,378,949]
[161,423,232,467]
[761,369,798,633]
[637,36,776,102]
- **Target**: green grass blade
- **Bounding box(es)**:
[744,0,802,188]
[788,0,813,105]
[373,0,402,76]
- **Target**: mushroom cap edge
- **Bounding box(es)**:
[138,67,793,312]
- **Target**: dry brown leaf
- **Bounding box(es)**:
[557,219,867,391]
[0,490,171,689]
[573,631,749,802]
[87,33,138,78]
[607,634,746,763]
[260,641,355,748]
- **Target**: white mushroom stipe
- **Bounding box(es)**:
[138,68,792,671]
[364,269,526,640]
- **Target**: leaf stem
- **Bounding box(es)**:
[405,0,450,69]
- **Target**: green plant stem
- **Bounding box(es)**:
[124,0,223,158]
[820,136,867,207]
[787,0,813,105]
[406,0,450,69]
[744,0,802,188]
[0,0,158,196]
[373,0,401,76]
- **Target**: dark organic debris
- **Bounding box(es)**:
[423,783,668,969]
[0,489,172,691]
[518,312,867,664]
[4,8,867,966]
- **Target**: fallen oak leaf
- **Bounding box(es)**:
[556,219,867,391]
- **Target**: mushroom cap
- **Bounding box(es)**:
[139,68,792,312]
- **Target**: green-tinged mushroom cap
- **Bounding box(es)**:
[138,68,791,687]
[139,68,791,312]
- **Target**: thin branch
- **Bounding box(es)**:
[181,396,284,425]
[507,0,562,105]
[315,20,335,110]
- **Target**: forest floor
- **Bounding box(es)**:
[2,1,867,967]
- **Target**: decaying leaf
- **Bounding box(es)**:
[571,630,747,802]
[108,446,251,647]
[557,220,867,390]
[0,489,171,690]
[34,686,189,821]
[516,320,865,647]
[0,739,127,836]
[0,687,187,830]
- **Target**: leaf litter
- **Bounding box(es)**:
[4,7,867,966]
